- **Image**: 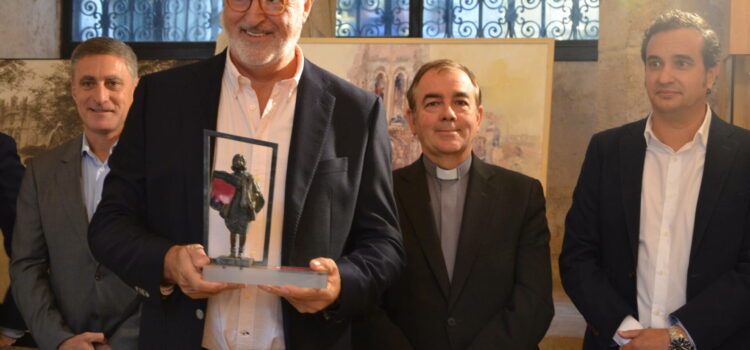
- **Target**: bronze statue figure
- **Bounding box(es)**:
[210,154,265,264]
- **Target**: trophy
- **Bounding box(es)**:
[202,130,327,288]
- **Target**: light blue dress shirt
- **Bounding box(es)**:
[81,135,115,221]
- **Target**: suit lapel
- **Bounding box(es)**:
[619,119,647,262]
[397,160,451,300]
[57,136,91,257]
[182,50,224,156]
[184,52,225,242]
[449,156,496,308]
[197,51,224,134]
[691,115,737,261]
[282,60,335,264]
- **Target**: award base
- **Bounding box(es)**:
[203,263,328,289]
[212,256,253,267]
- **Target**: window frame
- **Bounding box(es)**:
[60,0,218,59]
[343,0,598,61]
[61,0,597,61]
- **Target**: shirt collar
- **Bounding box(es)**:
[422,154,472,181]
[81,134,116,162]
[223,45,305,96]
[643,103,712,148]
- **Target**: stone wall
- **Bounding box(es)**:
[0,0,59,58]
[543,1,731,348]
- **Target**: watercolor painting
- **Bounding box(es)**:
[300,38,554,185]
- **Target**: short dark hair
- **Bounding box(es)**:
[406,59,482,111]
[641,9,721,69]
[71,37,138,79]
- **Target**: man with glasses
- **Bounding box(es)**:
[88,0,403,349]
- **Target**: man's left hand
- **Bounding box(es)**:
[0,334,16,350]
[618,328,669,350]
[259,258,341,313]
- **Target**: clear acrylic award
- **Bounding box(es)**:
[202,130,326,288]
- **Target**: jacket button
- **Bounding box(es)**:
[446,317,456,327]
[196,308,205,320]
[588,323,600,336]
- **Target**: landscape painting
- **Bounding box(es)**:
[0,59,195,164]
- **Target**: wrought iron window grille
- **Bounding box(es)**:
[336,0,599,61]
[62,0,224,59]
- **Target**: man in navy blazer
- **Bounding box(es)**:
[88,0,403,349]
[560,10,750,350]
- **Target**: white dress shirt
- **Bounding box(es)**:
[202,47,304,350]
[614,106,711,346]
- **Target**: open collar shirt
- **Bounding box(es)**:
[615,105,711,347]
[203,46,304,350]
[81,134,115,221]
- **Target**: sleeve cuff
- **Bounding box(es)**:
[0,326,25,339]
[670,316,698,349]
[613,315,644,346]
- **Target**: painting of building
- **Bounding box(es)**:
[300,38,553,184]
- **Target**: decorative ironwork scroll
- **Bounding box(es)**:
[336,0,410,36]
[71,0,224,42]
[336,0,598,39]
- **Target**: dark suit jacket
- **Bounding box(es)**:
[0,132,23,252]
[0,132,30,339]
[355,155,553,349]
[560,115,750,349]
[89,51,404,349]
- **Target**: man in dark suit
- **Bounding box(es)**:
[354,59,553,349]
[0,132,30,349]
[88,0,403,348]
[11,37,140,350]
[560,10,750,350]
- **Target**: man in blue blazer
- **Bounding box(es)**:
[88,0,403,348]
[561,10,750,350]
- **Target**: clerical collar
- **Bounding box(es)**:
[422,155,472,181]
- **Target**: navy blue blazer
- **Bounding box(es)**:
[560,114,750,349]
[89,51,403,349]
[0,133,29,335]
[0,132,23,252]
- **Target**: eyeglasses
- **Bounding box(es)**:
[226,0,287,16]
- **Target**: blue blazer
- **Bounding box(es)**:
[89,51,404,349]
[560,114,750,349]
[0,133,29,337]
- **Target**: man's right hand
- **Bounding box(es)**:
[58,332,105,350]
[0,334,16,350]
[163,244,242,299]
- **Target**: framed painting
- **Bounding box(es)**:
[299,38,554,187]
[0,59,196,164]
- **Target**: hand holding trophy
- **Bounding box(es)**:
[202,130,327,289]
